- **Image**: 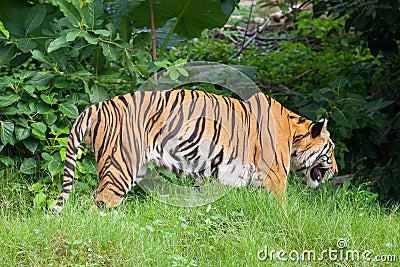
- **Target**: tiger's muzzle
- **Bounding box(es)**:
[305,162,337,187]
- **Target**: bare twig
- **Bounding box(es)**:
[253,35,305,42]
[240,0,254,52]
[294,69,311,80]
[223,24,247,32]
[149,0,157,60]
[229,17,271,59]
[212,28,238,44]
[149,0,157,80]
[149,0,156,61]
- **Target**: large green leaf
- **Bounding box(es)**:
[10,52,31,67]
[17,38,38,53]
[82,0,104,30]
[42,113,58,125]
[0,20,9,38]
[0,44,17,65]
[40,93,58,105]
[48,152,63,177]
[47,35,69,53]
[332,109,353,128]
[154,19,185,49]
[0,155,14,166]
[88,84,108,103]
[24,4,46,34]
[38,102,58,125]
[0,94,21,107]
[0,0,32,37]
[221,0,239,15]
[37,102,53,114]
[31,50,52,65]
[15,126,31,141]
[119,15,132,43]
[24,84,37,98]
[31,122,47,140]
[108,0,139,27]
[1,106,22,115]
[80,31,98,44]
[20,70,36,80]
[130,0,233,38]
[16,103,32,115]
[65,29,81,42]
[0,120,14,145]
[23,138,39,154]
[30,72,54,85]
[58,0,81,26]
[34,192,47,207]
[59,102,79,119]
[20,158,40,174]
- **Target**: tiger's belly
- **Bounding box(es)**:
[148,148,254,188]
[147,132,256,187]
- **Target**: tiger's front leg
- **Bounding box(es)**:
[256,168,287,197]
[94,163,140,208]
[255,151,290,204]
[95,180,125,208]
[94,158,133,208]
[93,126,146,208]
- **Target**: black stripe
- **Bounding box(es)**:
[211,149,224,176]
[118,94,129,108]
[293,132,310,143]
[281,153,288,175]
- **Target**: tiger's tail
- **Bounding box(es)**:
[53,107,93,214]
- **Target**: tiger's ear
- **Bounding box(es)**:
[311,118,328,138]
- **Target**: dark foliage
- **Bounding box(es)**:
[312,0,400,202]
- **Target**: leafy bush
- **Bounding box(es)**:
[312,0,400,201]
[0,0,236,207]
[313,0,400,57]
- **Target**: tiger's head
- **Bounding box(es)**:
[290,118,338,187]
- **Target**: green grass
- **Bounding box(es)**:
[0,169,399,267]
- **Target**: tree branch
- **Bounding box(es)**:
[229,17,271,60]
[149,0,157,61]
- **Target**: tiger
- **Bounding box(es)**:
[53,89,338,213]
